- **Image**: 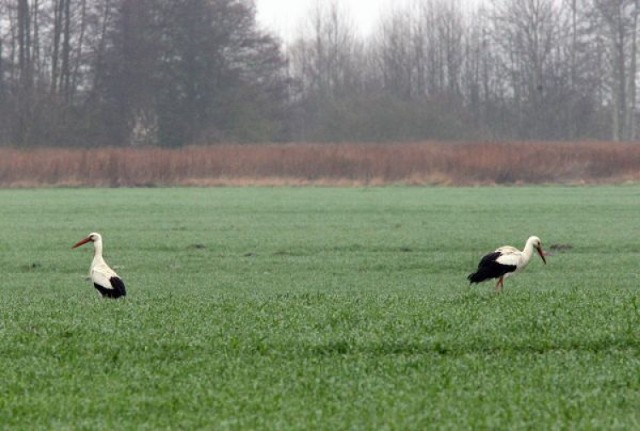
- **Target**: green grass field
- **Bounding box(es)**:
[1,186,640,429]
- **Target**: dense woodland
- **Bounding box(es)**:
[0,0,639,147]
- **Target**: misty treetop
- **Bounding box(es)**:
[0,0,290,147]
[0,0,637,146]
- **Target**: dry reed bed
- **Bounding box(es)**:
[1,141,640,187]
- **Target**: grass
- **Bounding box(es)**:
[1,186,640,429]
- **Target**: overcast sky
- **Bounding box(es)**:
[255,0,485,41]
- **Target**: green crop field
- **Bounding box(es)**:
[1,186,640,429]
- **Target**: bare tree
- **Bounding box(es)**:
[489,0,564,137]
[287,1,365,140]
[374,6,413,99]
[591,0,639,140]
[290,1,360,98]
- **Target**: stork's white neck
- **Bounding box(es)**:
[90,241,107,271]
[92,238,104,259]
[521,237,537,264]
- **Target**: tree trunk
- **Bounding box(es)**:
[17,0,32,146]
[61,0,72,100]
[0,37,4,100]
[71,0,87,96]
[18,0,31,88]
[51,0,63,94]
[32,0,39,73]
[625,0,638,140]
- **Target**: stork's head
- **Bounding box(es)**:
[72,232,102,249]
[528,236,546,264]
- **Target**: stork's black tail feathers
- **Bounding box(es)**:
[468,251,516,284]
[467,269,490,284]
[93,277,127,299]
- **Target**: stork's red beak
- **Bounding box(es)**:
[536,245,547,264]
[72,237,92,249]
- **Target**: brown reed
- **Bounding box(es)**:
[1,141,639,187]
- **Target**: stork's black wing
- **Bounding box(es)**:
[93,277,127,299]
[467,251,516,284]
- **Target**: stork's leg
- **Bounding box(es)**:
[495,277,504,292]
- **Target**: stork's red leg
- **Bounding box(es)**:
[495,277,504,292]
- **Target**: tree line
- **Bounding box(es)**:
[0,0,638,147]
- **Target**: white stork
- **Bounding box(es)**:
[468,236,547,292]
[72,232,127,299]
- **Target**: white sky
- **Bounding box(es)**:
[255,0,484,41]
